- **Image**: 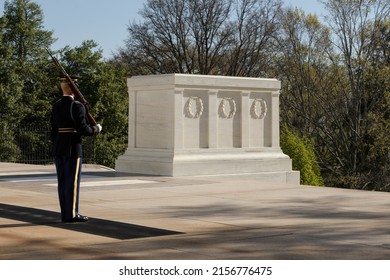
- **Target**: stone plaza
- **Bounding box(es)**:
[1,162,390,259]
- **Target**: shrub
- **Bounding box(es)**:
[280,125,324,186]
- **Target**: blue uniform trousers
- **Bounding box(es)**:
[55,155,82,221]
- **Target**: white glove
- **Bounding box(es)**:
[93,124,102,134]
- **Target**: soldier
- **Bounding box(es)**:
[50,76,102,223]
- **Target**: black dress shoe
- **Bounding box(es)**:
[62,214,88,223]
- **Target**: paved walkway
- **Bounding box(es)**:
[1,162,390,260]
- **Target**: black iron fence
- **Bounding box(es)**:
[0,127,95,165]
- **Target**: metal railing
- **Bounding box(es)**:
[0,127,95,165]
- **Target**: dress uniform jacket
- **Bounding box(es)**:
[51,95,95,155]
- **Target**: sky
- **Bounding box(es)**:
[0,0,326,59]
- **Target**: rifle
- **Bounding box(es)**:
[47,49,97,126]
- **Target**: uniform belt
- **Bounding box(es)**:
[58,128,77,133]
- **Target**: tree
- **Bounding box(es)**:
[276,8,333,136]
[222,0,282,77]
[316,0,390,189]
[358,18,390,190]
[0,21,22,161]
[1,0,56,126]
[116,0,233,74]
[0,10,22,124]
[1,1,128,167]
[0,0,56,162]
[115,0,282,76]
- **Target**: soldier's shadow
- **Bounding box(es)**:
[0,203,182,240]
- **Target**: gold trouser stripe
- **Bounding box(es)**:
[72,157,81,218]
[58,128,77,133]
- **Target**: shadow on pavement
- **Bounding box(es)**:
[0,203,182,240]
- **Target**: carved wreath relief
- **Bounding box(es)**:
[250,98,267,119]
[218,97,236,119]
[184,96,267,120]
[184,96,204,119]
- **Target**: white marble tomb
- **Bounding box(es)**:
[115,74,299,184]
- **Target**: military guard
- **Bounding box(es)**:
[50,76,102,223]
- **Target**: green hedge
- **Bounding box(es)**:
[280,125,324,186]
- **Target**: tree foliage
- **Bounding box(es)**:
[0,0,55,161]
[0,0,128,168]
[114,0,282,76]
[316,0,390,189]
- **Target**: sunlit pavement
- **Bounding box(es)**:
[1,162,390,260]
